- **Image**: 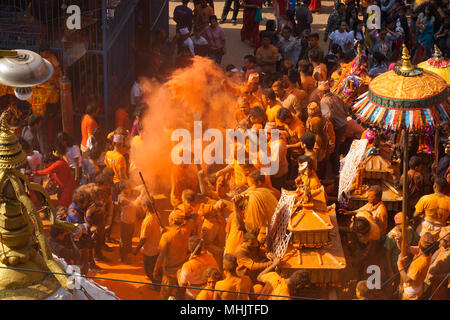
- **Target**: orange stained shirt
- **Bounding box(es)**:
[285,115,305,144]
[300,74,316,95]
[358,201,389,236]
[235,108,249,123]
[81,114,98,148]
[214,275,253,300]
[140,213,162,257]
[202,216,226,251]
[403,253,432,300]
[170,164,199,207]
[115,108,131,131]
[266,104,283,123]
[260,272,291,300]
[196,288,214,300]
[104,150,127,184]
[158,226,189,276]
[415,193,450,225]
[178,253,219,299]
[224,212,244,256]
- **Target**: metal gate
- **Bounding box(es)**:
[0,0,137,131]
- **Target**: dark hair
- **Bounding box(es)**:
[289,269,311,287]
[308,48,323,63]
[223,254,238,273]
[43,152,59,164]
[297,155,313,168]
[434,177,448,192]
[86,103,98,116]
[266,20,276,31]
[368,185,382,198]
[203,267,221,282]
[373,51,387,64]
[356,280,370,299]
[250,106,267,120]
[282,26,292,33]
[28,114,43,127]
[118,180,130,192]
[209,15,218,23]
[298,60,313,74]
[244,55,257,64]
[94,173,109,186]
[72,189,91,207]
[352,216,370,234]
[300,132,316,150]
[277,108,293,122]
[226,64,236,72]
[243,231,258,241]
[288,69,300,84]
[262,88,276,101]
[55,132,74,155]
[409,156,422,169]
[260,30,272,40]
[248,170,266,184]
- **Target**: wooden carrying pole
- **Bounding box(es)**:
[434,127,439,175]
[401,131,409,257]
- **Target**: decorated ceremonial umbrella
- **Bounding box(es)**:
[351,44,449,256]
[418,45,450,85]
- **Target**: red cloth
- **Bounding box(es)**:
[309,0,321,11]
[37,160,77,208]
[241,0,263,48]
[276,0,288,16]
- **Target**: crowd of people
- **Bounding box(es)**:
[4,0,449,301]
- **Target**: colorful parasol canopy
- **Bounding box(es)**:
[351,45,449,133]
[418,45,450,85]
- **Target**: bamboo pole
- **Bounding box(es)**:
[434,127,439,176]
[401,131,409,257]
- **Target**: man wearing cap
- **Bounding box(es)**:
[179,27,195,56]
[317,80,349,176]
[398,232,439,300]
[413,178,450,240]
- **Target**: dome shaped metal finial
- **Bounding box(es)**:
[0,49,54,87]
[0,112,27,169]
[400,44,414,73]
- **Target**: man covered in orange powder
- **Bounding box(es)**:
[196,267,222,300]
[262,88,283,123]
[153,210,189,300]
[257,259,311,300]
[214,254,254,300]
[234,97,251,124]
[170,156,199,208]
[201,199,227,269]
[178,236,219,300]
[276,108,305,152]
[305,101,335,176]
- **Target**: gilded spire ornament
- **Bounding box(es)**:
[394,44,423,77]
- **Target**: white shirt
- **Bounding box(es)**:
[65,145,82,168]
[329,30,354,51]
[183,37,195,56]
[191,35,208,46]
[27,150,42,183]
[130,81,142,105]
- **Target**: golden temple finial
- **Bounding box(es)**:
[400,44,414,73]
[433,44,443,60]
